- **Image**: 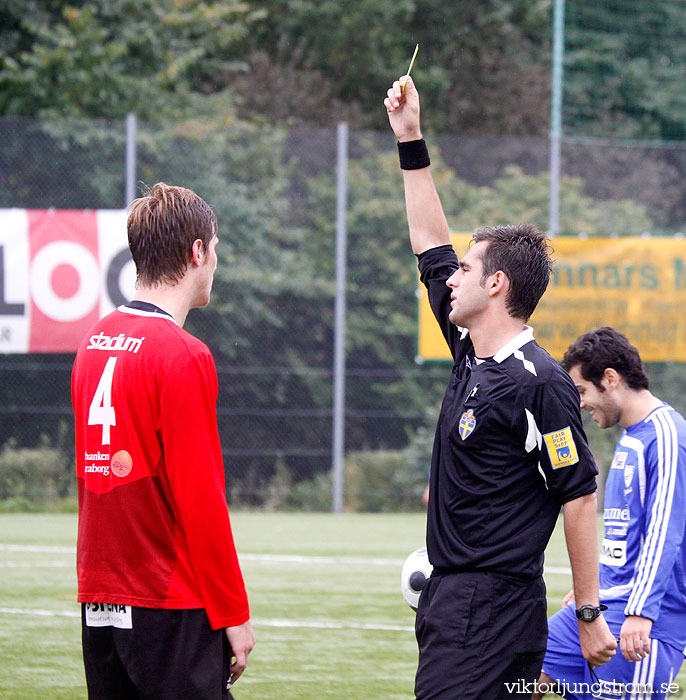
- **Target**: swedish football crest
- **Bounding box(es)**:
[459,409,477,440]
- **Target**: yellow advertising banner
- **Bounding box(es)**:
[417,233,686,362]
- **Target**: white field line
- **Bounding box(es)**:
[0,544,75,553]
[240,553,403,566]
[0,544,572,575]
[0,607,414,632]
[0,561,73,568]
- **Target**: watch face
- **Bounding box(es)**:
[580,608,594,621]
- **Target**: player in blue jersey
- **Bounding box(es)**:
[534,327,686,700]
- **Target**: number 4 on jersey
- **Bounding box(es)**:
[88,357,117,445]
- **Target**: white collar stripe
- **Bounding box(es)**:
[117,305,180,326]
[492,325,535,364]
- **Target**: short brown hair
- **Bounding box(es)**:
[472,224,553,321]
[127,183,217,286]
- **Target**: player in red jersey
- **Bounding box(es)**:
[72,183,254,700]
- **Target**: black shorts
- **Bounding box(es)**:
[82,605,233,700]
[414,571,548,700]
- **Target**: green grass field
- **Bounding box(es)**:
[0,512,683,699]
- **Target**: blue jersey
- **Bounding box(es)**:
[599,404,686,652]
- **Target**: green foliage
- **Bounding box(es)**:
[565,0,686,140]
[241,0,553,134]
[285,471,334,512]
[0,0,261,120]
[344,450,407,512]
[0,0,555,133]
[0,496,36,513]
[3,0,686,146]
[399,407,438,495]
[282,449,424,513]
[440,163,652,235]
[0,438,74,501]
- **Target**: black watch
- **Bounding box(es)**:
[575,604,607,622]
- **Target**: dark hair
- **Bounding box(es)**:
[472,224,553,321]
[127,182,217,287]
[562,327,649,391]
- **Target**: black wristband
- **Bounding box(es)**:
[398,139,430,170]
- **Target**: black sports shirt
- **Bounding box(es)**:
[419,245,598,579]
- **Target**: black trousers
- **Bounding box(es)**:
[414,571,548,700]
[82,606,233,700]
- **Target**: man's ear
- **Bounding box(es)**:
[190,238,205,267]
[602,367,621,391]
[487,270,507,297]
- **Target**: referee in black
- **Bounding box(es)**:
[384,78,618,699]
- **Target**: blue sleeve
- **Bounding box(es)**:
[625,413,686,621]
[416,245,470,363]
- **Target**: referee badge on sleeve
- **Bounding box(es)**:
[458,409,477,440]
[543,427,579,469]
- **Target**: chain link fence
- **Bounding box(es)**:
[1,116,685,510]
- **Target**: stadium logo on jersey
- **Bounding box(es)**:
[611,451,628,470]
[86,332,144,353]
[623,462,635,489]
[458,409,477,440]
[600,538,627,567]
[543,427,579,469]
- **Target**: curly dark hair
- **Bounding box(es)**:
[562,327,649,391]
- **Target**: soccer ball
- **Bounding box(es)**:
[400,546,433,611]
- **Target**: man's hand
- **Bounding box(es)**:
[619,615,652,662]
[384,76,422,143]
[225,620,255,684]
[562,588,575,607]
[577,615,617,667]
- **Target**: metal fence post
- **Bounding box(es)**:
[549,0,565,236]
[332,122,348,513]
[125,113,137,207]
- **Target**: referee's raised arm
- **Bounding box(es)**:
[384,76,451,255]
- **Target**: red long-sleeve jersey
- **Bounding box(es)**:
[72,303,249,629]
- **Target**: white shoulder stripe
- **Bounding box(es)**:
[513,349,537,376]
[626,411,678,615]
[524,409,547,489]
[524,409,542,453]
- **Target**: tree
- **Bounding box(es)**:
[0,0,260,120]
[564,0,686,140]
[231,0,553,134]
